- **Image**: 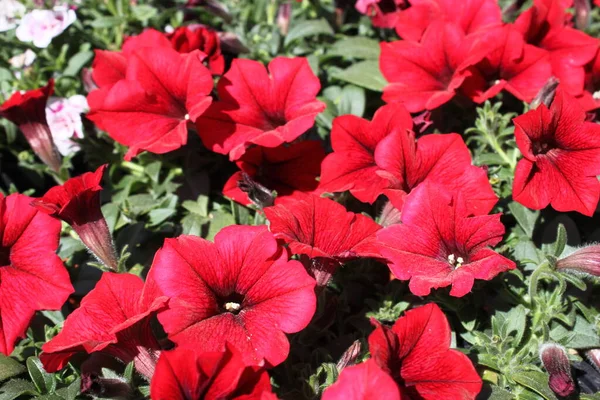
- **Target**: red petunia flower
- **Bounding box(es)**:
[150,345,274,400]
[318,105,412,204]
[577,50,600,111]
[167,25,225,75]
[0,193,73,355]
[393,0,502,42]
[223,141,325,206]
[0,80,62,172]
[41,272,168,378]
[380,22,484,112]
[264,194,381,285]
[512,87,600,216]
[368,303,482,399]
[319,104,497,215]
[514,0,598,97]
[196,57,326,161]
[377,183,515,297]
[144,225,316,366]
[322,359,400,400]
[461,25,552,103]
[87,47,213,160]
[32,164,118,271]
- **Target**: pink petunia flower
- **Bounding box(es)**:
[46,95,89,156]
[16,5,76,48]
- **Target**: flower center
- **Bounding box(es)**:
[532,141,552,155]
[0,246,10,267]
[218,292,245,315]
[447,253,465,269]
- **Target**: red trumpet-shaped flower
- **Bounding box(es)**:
[318,104,497,215]
[512,87,600,216]
[377,183,515,297]
[264,194,381,285]
[167,25,225,75]
[515,0,598,97]
[0,193,73,355]
[462,25,552,103]
[380,22,485,112]
[0,80,62,172]
[368,303,482,399]
[196,57,326,160]
[322,359,400,400]
[41,272,168,378]
[223,141,325,206]
[87,47,213,160]
[144,225,316,366]
[32,164,118,270]
[150,345,275,400]
[393,0,502,42]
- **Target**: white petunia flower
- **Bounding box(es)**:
[46,95,88,156]
[16,5,76,48]
[0,0,26,32]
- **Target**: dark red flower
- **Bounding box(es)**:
[319,104,497,215]
[150,345,274,400]
[144,225,316,366]
[380,22,484,112]
[368,303,482,399]
[167,25,225,75]
[393,0,502,42]
[512,87,600,216]
[87,47,213,160]
[223,141,325,206]
[377,183,515,297]
[32,164,118,270]
[0,193,73,355]
[461,25,552,103]
[515,0,598,97]
[578,50,600,111]
[196,57,326,161]
[41,272,168,378]
[0,80,62,172]
[264,194,381,262]
[322,359,400,400]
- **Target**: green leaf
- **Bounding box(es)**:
[328,37,380,60]
[494,305,528,346]
[206,211,235,241]
[148,208,176,226]
[487,385,514,400]
[284,19,334,46]
[508,202,539,238]
[0,379,38,400]
[26,357,55,394]
[331,61,387,92]
[131,4,158,22]
[63,51,94,76]
[511,370,558,400]
[55,378,80,400]
[89,16,124,28]
[553,224,567,257]
[338,85,366,117]
[552,315,600,348]
[0,356,24,382]
[181,213,207,236]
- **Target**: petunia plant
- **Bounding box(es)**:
[0,0,600,399]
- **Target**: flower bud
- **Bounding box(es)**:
[277,3,292,36]
[336,340,361,371]
[555,244,600,277]
[540,343,576,397]
[587,349,600,373]
[378,201,402,227]
[237,172,275,209]
[217,32,249,55]
[531,77,559,109]
[574,0,591,31]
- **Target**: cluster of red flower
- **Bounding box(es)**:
[1,1,600,398]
